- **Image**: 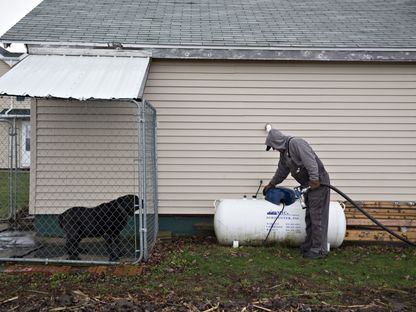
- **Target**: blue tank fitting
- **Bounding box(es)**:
[265,187,298,206]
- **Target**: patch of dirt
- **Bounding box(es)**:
[1,290,413,312]
[0,237,415,311]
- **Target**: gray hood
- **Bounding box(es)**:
[265,129,291,151]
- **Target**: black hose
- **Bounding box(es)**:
[320,183,416,247]
[263,203,285,244]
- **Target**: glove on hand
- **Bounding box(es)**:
[308,180,320,190]
[263,183,275,196]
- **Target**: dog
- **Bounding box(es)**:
[59,194,139,261]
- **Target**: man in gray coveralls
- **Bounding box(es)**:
[263,129,330,259]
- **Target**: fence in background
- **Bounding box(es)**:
[0,96,31,222]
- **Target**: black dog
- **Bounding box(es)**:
[59,194,139,261]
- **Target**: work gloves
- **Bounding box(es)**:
[263,182,275,196]
[308,180,320,190]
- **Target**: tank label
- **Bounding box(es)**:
[265,210,302,233]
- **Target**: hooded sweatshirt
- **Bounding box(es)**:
[265,129,328,186]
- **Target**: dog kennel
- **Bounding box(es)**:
[0,54,158,264]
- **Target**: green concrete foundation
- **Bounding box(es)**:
[34,215,214,237]
[159,215,214,236]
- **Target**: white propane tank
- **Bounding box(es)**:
[214,198,346,248]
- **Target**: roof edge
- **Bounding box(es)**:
[23,43,416,62]
[151,48,416,62]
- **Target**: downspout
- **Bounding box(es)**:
[5,96,13,115]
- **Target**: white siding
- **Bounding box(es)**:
[144,60,416,214]
[0,61,31,169]
[0,119,28,169]
[30,99,140,214]
[0,122,10,168]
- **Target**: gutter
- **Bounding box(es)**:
[0,53,28,67]
[4,42,416,62]
[1,104,30,120]
[2,40,416,51]
[0,114,30,119]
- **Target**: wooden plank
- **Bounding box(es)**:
[347,219,416,227]
[346,214,416,220]
[344,206,416,212]
[345,229,416,242]
[345,209,416,216]
[345,213,416,218]
[345,207,416,213]
[344,205,416,210]
[344,205,416,211]
[344,201,416,209]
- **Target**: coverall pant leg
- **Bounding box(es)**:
[301,207,312,252]
[304,185,330,254]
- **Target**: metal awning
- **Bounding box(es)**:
[0,55,150,100]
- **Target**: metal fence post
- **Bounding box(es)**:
[133,99,153,263]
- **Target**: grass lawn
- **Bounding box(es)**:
[0,170,29,218]
[0,238,415,311]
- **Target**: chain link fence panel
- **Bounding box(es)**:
[142,101,158,261]
[0,98,158,264]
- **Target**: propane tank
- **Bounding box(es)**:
[214,197,346,248]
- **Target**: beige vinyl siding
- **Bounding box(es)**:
[30,99,140,214]
[144,60,416,214]
[0,60,10,76]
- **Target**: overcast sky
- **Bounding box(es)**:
[0,0,43,51]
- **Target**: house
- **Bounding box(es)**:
[0,0,415,236]
[0,48,11,75]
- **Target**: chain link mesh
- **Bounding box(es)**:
[0,98,158,264]
[142,101,158,261]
